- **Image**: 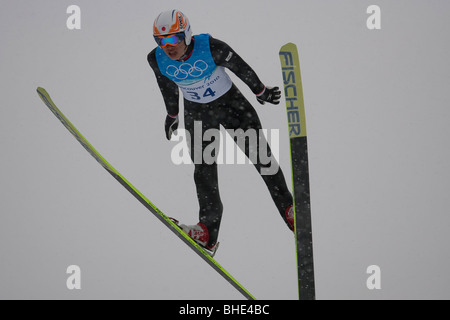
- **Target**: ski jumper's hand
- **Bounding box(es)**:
[165,114,179,140]
[256,86,281,105]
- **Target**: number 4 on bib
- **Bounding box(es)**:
[204,87,216,98]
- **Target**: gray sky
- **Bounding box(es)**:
[1,0,450,299]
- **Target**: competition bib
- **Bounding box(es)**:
[176,65,232,103]
[156,34,233,103]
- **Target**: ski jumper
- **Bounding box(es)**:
[148,34,293,247]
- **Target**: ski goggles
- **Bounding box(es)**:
[154,33,185,48]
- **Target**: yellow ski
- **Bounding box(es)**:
[36,87,255,300]
[279,43,316,300]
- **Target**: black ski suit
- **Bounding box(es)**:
[148,35,293,247]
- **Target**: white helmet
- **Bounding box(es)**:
[153,10,193,45]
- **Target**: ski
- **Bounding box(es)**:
[36,87,255,300]
[279,43,316,300]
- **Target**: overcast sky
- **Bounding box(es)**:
[1,0,450,299]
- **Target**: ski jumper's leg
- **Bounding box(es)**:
[184,99,223,247]
[220,86,293,229]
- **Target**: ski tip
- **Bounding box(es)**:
[36,87,47,95]
[280,42,297,50]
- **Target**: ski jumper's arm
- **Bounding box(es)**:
[147,49,180,117]
[209,36,266,96]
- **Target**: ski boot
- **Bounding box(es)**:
[169,218,220,257]
[285,205,295,232]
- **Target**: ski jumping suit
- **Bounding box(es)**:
[148,34,293,247]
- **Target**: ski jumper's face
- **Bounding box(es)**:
[162,40,188,61]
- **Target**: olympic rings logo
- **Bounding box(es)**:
[166,60,209,80]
